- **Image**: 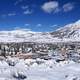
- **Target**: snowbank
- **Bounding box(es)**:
[0,58,80,80]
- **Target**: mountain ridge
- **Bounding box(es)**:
[0,20,80,43]
[51,20,80,38]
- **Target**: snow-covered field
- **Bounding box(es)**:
[0,57,80,80]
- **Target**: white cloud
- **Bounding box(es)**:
[41,1,59,13]
[1,13,16,18]
[50,24,58,28]
[36,24,42,27]
[41,1,75,14]
[14,27,31,31]
[21,5,28,9]
[63,3,74,12]
[25,24,30,26]
[14,0,23,5]
[24,9,33,15]
[8,13,16,16]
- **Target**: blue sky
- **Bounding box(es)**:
[0,0,80,32]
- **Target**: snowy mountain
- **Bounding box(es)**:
[51,20,80,42]
[0,29,62,43]
[0,20,80,43]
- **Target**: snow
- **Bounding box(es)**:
[0,20,80,79]
[0,29,62,43]
[0,20,80,43]
[0,57,80,80]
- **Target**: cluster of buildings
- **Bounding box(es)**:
[0,42,49,59]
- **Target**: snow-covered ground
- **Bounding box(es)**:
[0,57,80,80]
[0,20,80,80]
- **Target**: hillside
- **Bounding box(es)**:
[0,20,80,43]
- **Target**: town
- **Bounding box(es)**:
[0,42,80,62]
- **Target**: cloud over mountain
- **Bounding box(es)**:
[41,1,59,13]
[63,3,74,12]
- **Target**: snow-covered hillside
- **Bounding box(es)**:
[0,20,80,43]
[51,20,80,38]
[0,29,62,43]
[50,20,80,42]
